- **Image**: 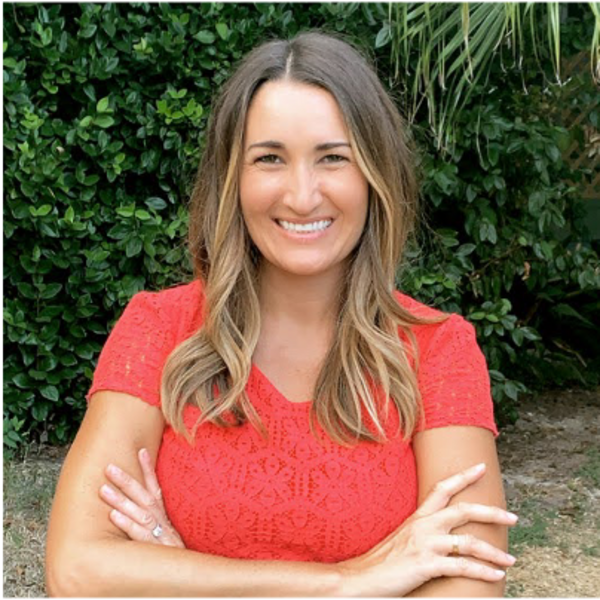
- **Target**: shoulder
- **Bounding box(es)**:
[120,279,205,344]
[393,289,473,351]
[393,289,447,321]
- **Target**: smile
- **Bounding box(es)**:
[273,219,333,242]
[276,219,333,233]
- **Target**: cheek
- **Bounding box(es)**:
[331,172,369,223]
[240,171,282,219]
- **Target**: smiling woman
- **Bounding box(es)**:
[240,81,368,278]
[46,31,515,597]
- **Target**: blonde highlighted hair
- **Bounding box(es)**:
[161,31,449,446]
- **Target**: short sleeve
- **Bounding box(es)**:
[86,291,175,408]
[416,313,499,437]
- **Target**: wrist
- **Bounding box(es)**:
[330,560,365,598]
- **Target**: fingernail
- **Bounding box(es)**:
[111,509,125,524]
[107,464,120,476]
[101,484,116,499]
[506,554,516,565]
[495,569,506,578]
[473,463,486,472]
[507,512,519,522]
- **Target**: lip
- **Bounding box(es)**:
[273,218,334,241]
[274,218,334,225]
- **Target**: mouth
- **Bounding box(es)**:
[273,219,335,240]
[274,218,333,233]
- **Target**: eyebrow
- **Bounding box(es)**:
[246,140,351,152]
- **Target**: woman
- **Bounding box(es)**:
[46,31,516,596]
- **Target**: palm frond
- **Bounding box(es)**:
[386,2,600,150]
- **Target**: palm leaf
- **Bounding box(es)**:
[385,2,600,150]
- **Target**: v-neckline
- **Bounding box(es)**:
[250,362,313,406]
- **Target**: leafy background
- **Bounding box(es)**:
[4,3,599,454]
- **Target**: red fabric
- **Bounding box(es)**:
[87,279,498,562]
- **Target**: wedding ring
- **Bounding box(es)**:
[151,523,163,539]
[450,534,460,556]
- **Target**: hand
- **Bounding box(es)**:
[337,463,518,597]
[99,448,185,548]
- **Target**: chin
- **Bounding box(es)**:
[273,259,338,278]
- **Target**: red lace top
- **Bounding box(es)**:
[87,279,498,563]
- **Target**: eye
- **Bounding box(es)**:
[321,154,348,164]
[255,154,282,164]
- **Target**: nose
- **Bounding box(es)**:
[282,163,323,215]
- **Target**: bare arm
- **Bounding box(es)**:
[45,391,341,597]
[406,426,511,597]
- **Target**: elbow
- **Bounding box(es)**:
[46,542,106,597]
[46,557,79,597]
[46,551,90,597]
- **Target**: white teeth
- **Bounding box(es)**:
[278,219,332,233]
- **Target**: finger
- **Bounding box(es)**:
[440,556,508,582]
[434,502,519,530]
[105,463,161,515]
[138,448,165,511]
[100,483,158,531]
[433,534,516,568]
[415,463,487,517]
[109,509,157,544]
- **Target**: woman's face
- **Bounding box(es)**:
[240,81,369,279]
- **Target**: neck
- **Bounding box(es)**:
[257,262,345,331]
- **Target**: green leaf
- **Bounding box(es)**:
[457,243,476,256]
[12,373,31,388]
[375,24,392,48]
[40,385,59,402]
[39,355,59,371]
[145,197,167,211]
[511,328,524,347]
[59,354,78,367]
[465,185,477,203]
[521,327,542,341]
[94,115,115,128]
[96,96,110,113]
[17,282,36,299]
[551,304,595,328]
[40,283,62,299]
[36,204,53,217]
[134,209,151,220]
[29,369,48,381]
[216,23,229,40]
[90,249,110,263]
[194,30,215,44]
[126,237,143,257]
[504,381,519,401]
[65,206,75,223]
[469,312,486,320]
[80,24,97,38]
[32,403,49,422]
[76,343,96,360]
[117,206,134,218]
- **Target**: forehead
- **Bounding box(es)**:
[244,81,349,143]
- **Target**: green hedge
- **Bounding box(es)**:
[4,3,599,453]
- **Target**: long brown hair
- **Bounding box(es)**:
[161,31,449,446]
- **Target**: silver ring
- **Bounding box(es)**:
[151,523,163,539]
